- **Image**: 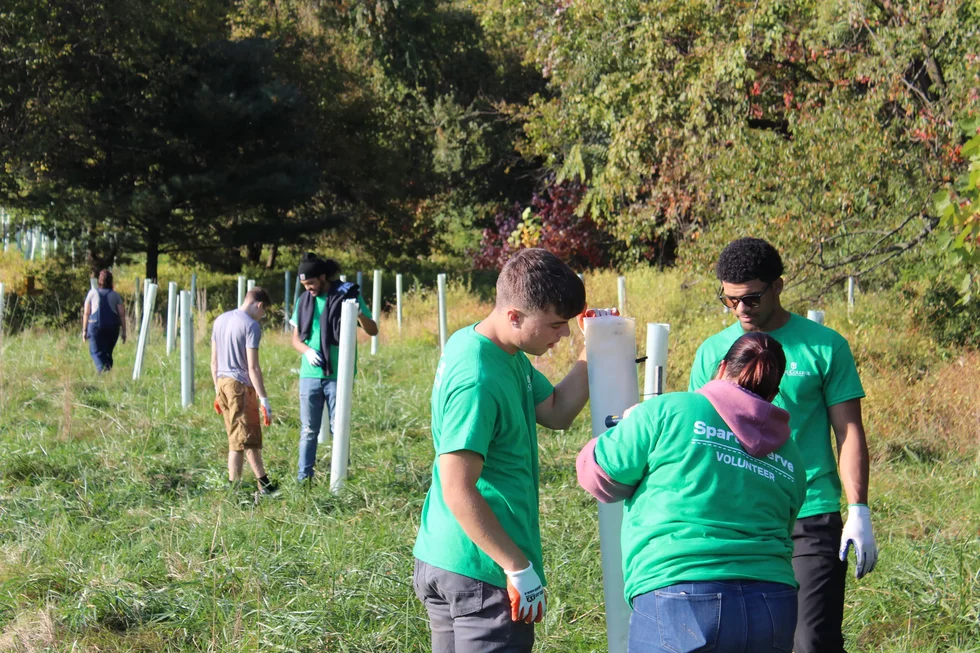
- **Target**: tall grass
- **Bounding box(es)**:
[0,268,978,651]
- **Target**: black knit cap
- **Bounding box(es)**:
[298,253,325,281]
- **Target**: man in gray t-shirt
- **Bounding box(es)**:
[210,287,278,496]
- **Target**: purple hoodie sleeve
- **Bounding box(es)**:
[576,438,638,503]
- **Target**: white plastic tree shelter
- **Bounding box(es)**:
[166,282,178,356]
[190,273,197,305]
[0,282,5,340]
[644,323,670,400]
[356,270,363,288]
[848,277,856,309]
[132,283,159,380]
[247,279,255,293]
[330,299,359,494]
[617,276,627,315]
[437,273,448,351]
[89,278,97,291]
[584,314,639,653]
[237,276,246,306]
[807,310,825,325]
[339,274,347,283]
[396,273,404,331]
[371,269,382,355]
[180,290,195,408]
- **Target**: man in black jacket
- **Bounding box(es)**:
[289,254,378,481]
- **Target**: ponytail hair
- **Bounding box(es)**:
[720,332,786,401]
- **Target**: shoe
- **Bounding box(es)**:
[258,479,279,495]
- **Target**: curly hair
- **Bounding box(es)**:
[715,238,784,284]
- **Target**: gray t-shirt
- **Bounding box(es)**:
[85,289,123,325]
[211,309,261,387]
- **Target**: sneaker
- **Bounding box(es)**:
[258,479,279,495]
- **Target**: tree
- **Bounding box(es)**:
[935,121,980,302]
[482,0,979,292]
[1,1,323,278]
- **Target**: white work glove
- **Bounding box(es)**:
[839,504,878,579]
[259,397,272,426]
[303,348,323,368]
[505,562,546,623]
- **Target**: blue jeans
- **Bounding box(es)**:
[87,323,120,373]
[629,580,797,653]
[297,377,337,481]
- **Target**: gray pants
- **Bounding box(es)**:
[414,559,535,653]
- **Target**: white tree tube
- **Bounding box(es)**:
[166,282,178,356]
[356,270,363,288]
[247,279,255,293]
[90,278,98,291]
[371,269,381,355]
[437,273,448,352]
[644,324,670,400]
[0,282,5,341]
[180,290,194,407]
[190,273,197,304]
[339,274,347,283]
[237,276,246,306]
[617,276,627,315]
[132,283,159,380]
[330,299,359,494]
[584,315,638,653]
[848,277,856,309]
[396,273,403,331]
[807,310,825,325]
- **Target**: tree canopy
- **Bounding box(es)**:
[1,0,977,292]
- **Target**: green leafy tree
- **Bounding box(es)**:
[935,120,980,301]
[485,0,979,290]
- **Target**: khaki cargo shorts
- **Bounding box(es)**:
[216,377,262,451]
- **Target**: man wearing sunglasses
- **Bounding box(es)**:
[687,237,878,653]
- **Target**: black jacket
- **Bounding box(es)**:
[296,281,360,375]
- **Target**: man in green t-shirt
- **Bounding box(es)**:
[688,237,879,653]
[413,248,596,653]
[289,254,378,482]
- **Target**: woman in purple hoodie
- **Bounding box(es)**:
[577,332,807,653]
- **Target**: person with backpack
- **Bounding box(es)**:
[289,253,378,482]
[81,269,127,373]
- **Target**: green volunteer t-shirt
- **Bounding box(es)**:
[595,392,807,605]
[413,324,556,589]
[290,294,373,380]
[688,313,865,518]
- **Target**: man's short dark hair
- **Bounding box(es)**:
[247,287,273,307]
[496,248,585,320]
[716,238,785,284]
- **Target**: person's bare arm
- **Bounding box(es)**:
[291,325,315,354]
[830,399,870,505]
[440,450,529,571]
[535,348,589,430]
[246,347,268,398]
[210,344,219,388]
[81,296,91,340]
[359,313,379,336]
[118,301,127,342]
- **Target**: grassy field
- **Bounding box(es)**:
[1,268,979,652]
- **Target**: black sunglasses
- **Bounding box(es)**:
[718,282,772,309]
